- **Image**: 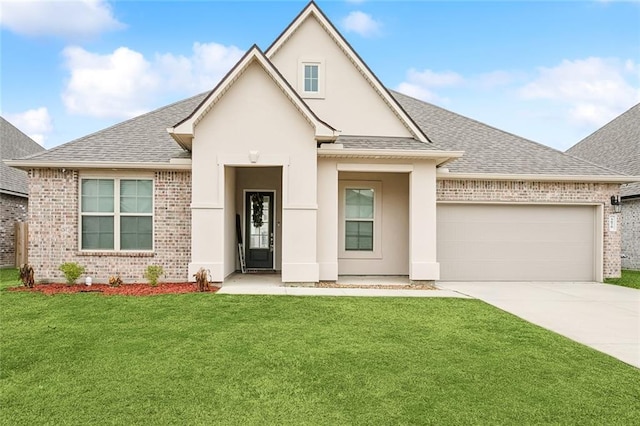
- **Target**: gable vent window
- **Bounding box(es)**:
[304,64,319,93]
[298,58,325,99]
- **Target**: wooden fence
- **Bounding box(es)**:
[14,222,28,267]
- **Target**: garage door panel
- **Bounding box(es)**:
[439,241,593,262]
[437,204,596,281]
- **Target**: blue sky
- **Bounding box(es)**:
[1,0,638,151]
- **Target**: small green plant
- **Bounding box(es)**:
[144,265,164,287]
[58,262,85,285]
[108,275,123,287]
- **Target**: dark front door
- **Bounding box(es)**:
[245,191,275,269]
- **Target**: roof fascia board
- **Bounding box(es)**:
[437,172,640,184]
[169,44,337,146]
[265,2,430,143]
[0,188,28,198]
[317,148,464,166]
[5,160,192,171]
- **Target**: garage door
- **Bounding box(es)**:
[437,204,597,281]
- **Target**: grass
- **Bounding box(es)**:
[1,268,639,425]
[605,269,640,289]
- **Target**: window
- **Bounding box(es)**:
[304,64,319,93]
[339,180,382,259]
[81,178,153,251]
[345,189,374,251]
[298,58,325,98]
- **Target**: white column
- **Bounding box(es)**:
[409,161,440,281]
[317,159,338,281]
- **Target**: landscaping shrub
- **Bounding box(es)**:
[19,264,35,288]
[108,275,123,287]
[193,268,211,292]
[144,265,164,287]
[58,262,85,285]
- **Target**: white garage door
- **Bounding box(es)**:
[437,204,597,281]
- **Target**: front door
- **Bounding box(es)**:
[245,191,275,269]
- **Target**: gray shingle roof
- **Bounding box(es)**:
[17,92,207,165]
[391,90,622,177]
[1,117,45,196]
[337,135,441,151]
[566,104,640,197]
[9,85,628,182]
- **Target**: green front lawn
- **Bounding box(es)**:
[1,273,639,424]
[605,269,640,289]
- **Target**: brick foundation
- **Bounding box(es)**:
[28,169,192,283]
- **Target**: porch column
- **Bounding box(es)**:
[317,159,338,281]
[189,156,225,282]
[281,158,319,284]
[409,161,440,281]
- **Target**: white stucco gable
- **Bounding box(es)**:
[266,2,429,142]
[168,44,339,151]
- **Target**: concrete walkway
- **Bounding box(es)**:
[438,282,640,368]
[218,274,468,298]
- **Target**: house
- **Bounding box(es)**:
[6,2,636,284]
[1,117,45,267]
[567,104,640,271]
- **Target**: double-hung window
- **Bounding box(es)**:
[339,180,382,258]
[345,188,374,251]
[81,178,153,251]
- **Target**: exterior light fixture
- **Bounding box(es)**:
[610,195,622,214]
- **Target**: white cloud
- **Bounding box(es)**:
[519,57,640,127]
[341,11,381,37]
[156,42,245,93]
[0,0,124,39]
[5,107,53,145]
[395,68,464,103]
[62,46,159,118]
[61,42,244,119]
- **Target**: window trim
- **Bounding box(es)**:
[78,174,154,253]
[338,180,382,259]
[298,58,325,99]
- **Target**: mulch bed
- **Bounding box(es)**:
[8,283,220,296]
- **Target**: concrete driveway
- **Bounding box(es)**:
[437,282,640,368]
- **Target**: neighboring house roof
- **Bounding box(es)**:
[1,117,45,196]
[566,104,640,197]
[392,91,624,178]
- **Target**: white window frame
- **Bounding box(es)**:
[79,174,154,252]
[338,180,382,259]
[298,58,325,99]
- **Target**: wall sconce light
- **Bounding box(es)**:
[610,195,622,214]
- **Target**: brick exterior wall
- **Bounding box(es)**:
[1,192,28,267]
[621,198,640,270]
[437,180,622,279]
[28,169,192,283]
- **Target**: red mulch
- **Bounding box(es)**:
[8,283,220,296]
